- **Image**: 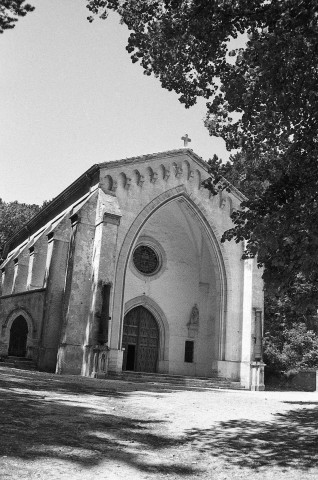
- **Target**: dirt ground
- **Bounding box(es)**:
[0,367,317,480]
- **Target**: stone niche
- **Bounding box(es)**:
[187,304,199,338]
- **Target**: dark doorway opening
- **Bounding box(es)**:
[184,340,194,363]
[126,345,136,371]
[122,306,159,373]
[8,316,28,357]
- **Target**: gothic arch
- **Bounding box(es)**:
[2,308,35,337]
[110,185,230,359]
[1,308,36,357]
[124,296,169,363]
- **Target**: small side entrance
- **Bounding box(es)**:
[122,306,159,373]
[8,316,28,357]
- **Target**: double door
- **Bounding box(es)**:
[122,306,159,373]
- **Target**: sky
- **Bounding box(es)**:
[0,0,230,205]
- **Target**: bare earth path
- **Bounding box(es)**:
[0,367,317,480]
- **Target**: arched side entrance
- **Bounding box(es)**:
[122,306,159,372]
[2,308,36,359]
[8,316,28,357]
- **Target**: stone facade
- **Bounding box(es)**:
[0,149,265,389]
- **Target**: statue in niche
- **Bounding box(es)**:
[190,304,199,325]
[187,304,199,338]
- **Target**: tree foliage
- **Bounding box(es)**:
[0,199,40,259]
[0,1,34,34]
[86,1,318,309]
[264,320,318,375]
[263,285,318,374]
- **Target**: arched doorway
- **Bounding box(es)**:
[8,316,28,357]
[122,306,159,372]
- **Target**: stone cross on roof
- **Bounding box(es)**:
[181,134,191,147]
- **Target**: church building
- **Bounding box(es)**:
[0,149,265,390]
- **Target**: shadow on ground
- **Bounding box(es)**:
[185,406,318,471]
[1,367,318,475]
[0,368,195,475]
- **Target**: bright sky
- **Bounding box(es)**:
[0,0,229,205]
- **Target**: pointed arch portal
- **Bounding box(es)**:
[110,186,228,370]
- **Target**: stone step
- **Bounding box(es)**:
[109,371,227,383]
[0,356,37,371]
[110,376,244,390]
[108,371,246,390]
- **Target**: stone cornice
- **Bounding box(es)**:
[99,148,206,171]
[99,148,246,202]
[0,288,46,300]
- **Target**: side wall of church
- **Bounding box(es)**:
[0,186,122,376]
[0,190,100,371]
[0,209,74,368]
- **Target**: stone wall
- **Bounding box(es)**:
[266,370,318,392]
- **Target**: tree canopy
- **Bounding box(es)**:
[0,200,40,260]
[87,0,318,309]
[0,1,34,34]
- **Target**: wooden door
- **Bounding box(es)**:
[122,306,159,372]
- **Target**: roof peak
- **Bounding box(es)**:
[98,148,208,169]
